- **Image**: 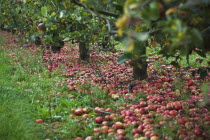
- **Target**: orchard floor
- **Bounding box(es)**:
[0,31,210,140]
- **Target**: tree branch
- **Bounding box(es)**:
[138,0,153,9]
[182,0,210,8]
[72,0,120,18]
[148,28,162,35]
[97,10,119,18]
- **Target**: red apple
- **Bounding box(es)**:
[93,128,101,133]
[85,136,93,140]
[193,128,202,135]
[17,0,21,3]
[74,137,83,140]
[82,114,89,119]
[74,108,84,116]
[116,129,125,135]
[70,94,76,99]
[95,116,103,124]
[37,23,45,31]
[35,119,43,124]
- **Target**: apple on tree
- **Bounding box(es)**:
[37,23,45,31]
[17,0,22,3]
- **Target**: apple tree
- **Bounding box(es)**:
[68,0,124,61]
[116,0,210,80]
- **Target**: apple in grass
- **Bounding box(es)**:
[74,108,84,116]
[95,116,103,124]
[74,137,83,140]
[35,119,43,124]
[85,136,94,140]
[69,94,76,99]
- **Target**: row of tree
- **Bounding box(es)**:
[0,0,209,80]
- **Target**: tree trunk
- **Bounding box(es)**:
[50,40,64,52]
[79,42,89,61]
[133,44,148,80]
[133,60,148,80]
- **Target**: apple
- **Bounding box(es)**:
[93,128,101,133]
[150,136,159,140]
[139,108,147,114]
[116,129,125,135]
[37,23,45,31]
[139,101,147,107]
[114,122,124,129]
[82,114,89,119]
[102,125,109,133]
[193,128,202,135]
[95,116,103,124]
[85,136,93,140]
[35,119,43,124]
[104,115,112,121]
[132,128,141,135]
[169,110,177,116]
[195,57,200,60]
[17,0,21,3]
[70,94,76,99]
[105,108,112,112]
[74,108,84,116]
[74,137,83,140]
[83,108,89,114]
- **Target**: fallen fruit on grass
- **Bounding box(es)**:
[85,136,93,140]
[95,116,103,123]
[74,137,83,140]
[70,94,76,99]
[93,128,101,133]
[35,119,43,124]
[74,108,84,116]
[150,136,159,140]
[82,114,89,119]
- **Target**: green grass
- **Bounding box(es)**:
[0,36,44,140]
[2,32,208,139]
[0,33,117,139]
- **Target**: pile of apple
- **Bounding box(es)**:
[41,44,209,140]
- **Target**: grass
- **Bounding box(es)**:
[1,32,209,139]
[0,32,117,139]
[0,35,44,140]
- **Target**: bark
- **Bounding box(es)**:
[133,60,148,80]
[79,42,89,61]
[133,44,148,80]
[50,40,64,52]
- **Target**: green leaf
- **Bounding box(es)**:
[135,32,149,41]
[66,24,72,31]
[118,53,132,64]
[30,35,35,41]
[50,12,56,17]
[41,6,48,17]
[76,16,82,21]
[59,10,66,18]
[60,100,69,107]
[191,28,203,43]
[63,38,70,41]
[149,1,159,20]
